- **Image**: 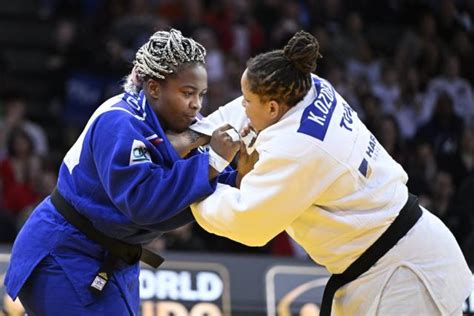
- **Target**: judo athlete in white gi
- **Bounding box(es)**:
[4,29,240,315]
[185,31,473,315]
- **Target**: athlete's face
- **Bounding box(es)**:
[240,69,287,132]
[149,64,208,132]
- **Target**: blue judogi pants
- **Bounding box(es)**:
[18,255,134,316]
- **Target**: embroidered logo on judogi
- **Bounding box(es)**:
[130,139,151,165]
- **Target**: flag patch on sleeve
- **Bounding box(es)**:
[129,139,151,165]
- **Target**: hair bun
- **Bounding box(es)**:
[283,30,321,74]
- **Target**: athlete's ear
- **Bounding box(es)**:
[145,79,160,100]
[268,100,283,119]
[267,100,278,118]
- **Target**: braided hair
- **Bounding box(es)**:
[246,30,322,107]
[123,29,206,94]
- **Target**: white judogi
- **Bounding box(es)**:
[191,75,472,315]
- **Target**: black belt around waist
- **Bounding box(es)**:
[50,188,164,294]
[320,193,422,316]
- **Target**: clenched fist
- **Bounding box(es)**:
[210,124,241,163]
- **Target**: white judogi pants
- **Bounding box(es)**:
[376,266,464,315]
[332,208,472,316]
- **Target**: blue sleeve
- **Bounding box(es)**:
[187,148,237,187]
[91,113,217,225]
[217,167,238,187]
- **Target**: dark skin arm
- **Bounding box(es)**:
[167,125,240,180]
[167,130,210,158]
[167,125,259,184]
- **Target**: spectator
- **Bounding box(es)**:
[0,128,42,217]
[193,28,225,84]
[438,126,474,187]
[371,62,401,115]
[358,93,382,134]
[451,30,474,84]
[346,38,381,86]
[394,67,425,140]
[416,92,464,156]
[326,63,361,114]
[331,11,366,64]
[0,92,49,159]
[429,171,460,238]
[375,114,406,165]
[421,54,473,125]
[406,141,438,199]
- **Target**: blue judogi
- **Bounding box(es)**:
[4,91,236,315]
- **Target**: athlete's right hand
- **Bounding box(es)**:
[210,124,241,163]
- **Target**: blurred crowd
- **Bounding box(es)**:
[0,0,473,266]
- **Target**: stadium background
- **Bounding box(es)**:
[0,0,473,314]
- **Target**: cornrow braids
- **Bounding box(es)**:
[123,29,206,94]
[246,30,321,107]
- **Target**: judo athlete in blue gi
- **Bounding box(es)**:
[4,29,240,315]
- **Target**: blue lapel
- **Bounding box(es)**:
[141,92,181,164]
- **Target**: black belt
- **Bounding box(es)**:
[51,188,164,294]
[320,193,422,316]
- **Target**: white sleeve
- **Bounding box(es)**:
[191,149,320,247]
[190,96,249,136]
